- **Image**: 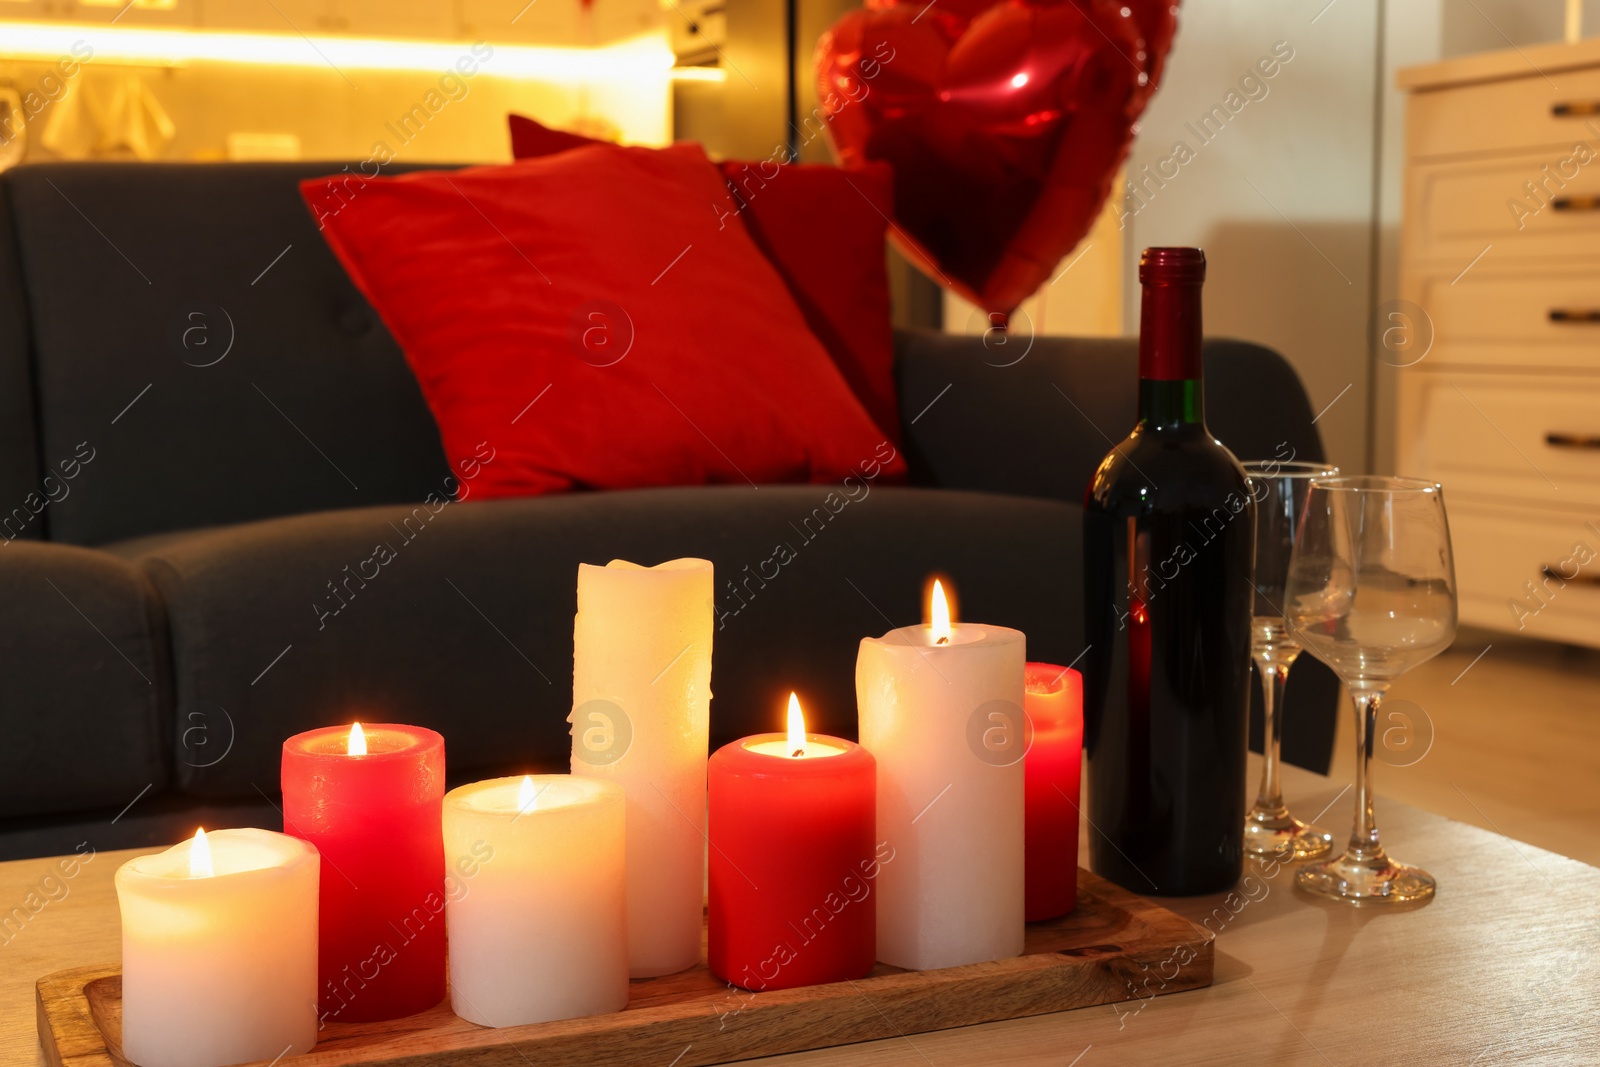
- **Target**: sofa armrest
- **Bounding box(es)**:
[893,328,1327,502]
[0,542,169,819]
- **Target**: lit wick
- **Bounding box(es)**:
[931,578,953,646]
[786,692,808,759]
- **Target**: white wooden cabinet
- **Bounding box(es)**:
[1398,39,1600,647]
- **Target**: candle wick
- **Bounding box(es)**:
[936,636,949,646]
[791,747,805,758]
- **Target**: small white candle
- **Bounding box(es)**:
[571,557,712,977]
[116,828,319,1067]
[443,775,628,1027]
[857,580,1027,970]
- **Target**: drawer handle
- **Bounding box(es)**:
[1550,308,1600,323]
[1552,194,1600,212]
[1542,565,1600,587]
[1546,432,1600,449]
[1552,100,1600,117]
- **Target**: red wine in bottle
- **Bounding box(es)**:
[1081,247,1254,896]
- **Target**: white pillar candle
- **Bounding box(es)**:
[116,828,319,1067]
[442,775,627,1027]
[856,580,1026,971]
[571,557,712,978]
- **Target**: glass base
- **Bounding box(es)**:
[1294,850,1436,904]
[1243,811,1334,861]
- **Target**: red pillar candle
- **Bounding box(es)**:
[1024,663,1084,921]
[282,722,446,1023]
[709,694,877,992]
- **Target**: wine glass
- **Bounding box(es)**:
[1285,476,1457,904]
[1242,460,1340,862]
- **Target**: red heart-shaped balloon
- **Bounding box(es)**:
[816,0,1177,317]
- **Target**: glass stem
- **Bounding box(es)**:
[1347,683,1390,861]
[1252,654,1293,815]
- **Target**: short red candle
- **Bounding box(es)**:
[708,699,877,992]
[1024,663,1084,921]
[281,723,446,1023]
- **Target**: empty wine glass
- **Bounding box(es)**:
[1242,461,1339,862]
[1285,476,1457,904]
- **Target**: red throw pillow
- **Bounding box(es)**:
[304,143,904,499]
[508,113,900,444]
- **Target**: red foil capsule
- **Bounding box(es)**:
[708,717,877,992]
[1137,246,1206,381]
[281,723,446,1023]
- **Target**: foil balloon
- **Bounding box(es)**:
[816,0,1178,318]
[1125,0,1179,109]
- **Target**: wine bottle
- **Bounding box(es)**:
[1081,247,1254,896]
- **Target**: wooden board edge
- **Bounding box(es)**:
[36,983,64,1067]
[34,876,1217,1067]
[37,942,1213,1067]
[37,965,120,1067]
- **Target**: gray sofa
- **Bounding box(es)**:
[0,162,1337,860]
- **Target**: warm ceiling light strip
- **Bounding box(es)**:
[0,21,720,83]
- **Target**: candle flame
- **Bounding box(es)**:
[930,578,953,645]
[786,692,807,758]
[189,827,213,879]
[518,775,538,814]
[348,721,367,756]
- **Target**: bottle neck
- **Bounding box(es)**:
[1138,378,1204,430]
[1137,276,1204,430]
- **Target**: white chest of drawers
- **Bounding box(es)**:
[1398,40,1600,647]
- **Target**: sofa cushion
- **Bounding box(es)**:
[109,484,1079,801]
[0,542,169,818]
[507,113,902,444]
[305,144,904,499]
[2,162,453,546]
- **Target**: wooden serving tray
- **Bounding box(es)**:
[38,870,1210,1067]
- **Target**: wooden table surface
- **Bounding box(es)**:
[3,761,1597,1066]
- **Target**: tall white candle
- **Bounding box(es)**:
[442,775,627,1027]
[571,557,712,977]
[856,581,1026,971]
[116,828,319,1067]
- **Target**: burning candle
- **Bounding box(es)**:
[442,774,628,1026]
[116,828,319,1067]
[1024,662,1084,921]
[281,722,446,1023]
[856,579,1026,970]
[571,558,712,977]
[708,693,877,991]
